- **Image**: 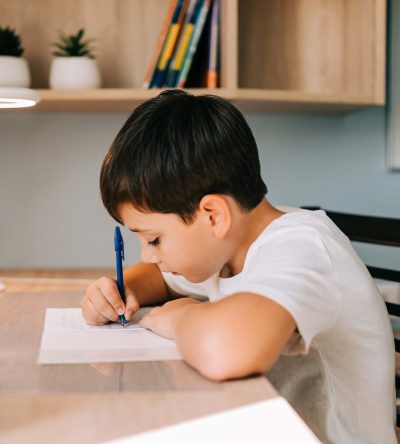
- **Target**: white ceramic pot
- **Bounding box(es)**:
[49,57,101,89]
[0,56,31,87]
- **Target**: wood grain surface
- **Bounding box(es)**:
[0,270,277,443]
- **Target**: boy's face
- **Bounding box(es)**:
[119,203,228,283]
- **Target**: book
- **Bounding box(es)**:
[176,0,212,89]
[206,0,219,88]
[183,2,212,88]
[142,0,178,88]
[165,0,203,88]
[149,0,189,88]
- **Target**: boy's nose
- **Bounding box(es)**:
[140,247,160,264]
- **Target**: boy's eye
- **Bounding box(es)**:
[148,238,160,247]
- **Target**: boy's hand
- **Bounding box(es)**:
[139,297,201,339]
[82,277,139,325]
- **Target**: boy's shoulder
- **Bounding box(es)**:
[250,207,345,257]
[269,207,337,233]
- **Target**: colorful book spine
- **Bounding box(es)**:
[149,0,189,88]
[177,0,211,89]
[166,0,203,87]
[206,0,219,88]
[143,0,178,88]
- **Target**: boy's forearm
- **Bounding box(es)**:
[124,262,170,306]
[172,293,296,381]
[172,302,261,381]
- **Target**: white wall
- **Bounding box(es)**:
[0,107,399,268]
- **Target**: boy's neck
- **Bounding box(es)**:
[221,199,285,278]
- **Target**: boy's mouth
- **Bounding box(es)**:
[159,266,181,276]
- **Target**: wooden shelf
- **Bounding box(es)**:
[33,88,234,112]
[23,88,380,113]
[0,0,387,113]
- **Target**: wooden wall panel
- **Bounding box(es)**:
[238,0,385,99]
[0,0,170,88]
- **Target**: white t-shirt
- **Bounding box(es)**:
[162,209,396,444]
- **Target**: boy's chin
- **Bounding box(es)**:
[168,269,214,283]
[182,272,212,284]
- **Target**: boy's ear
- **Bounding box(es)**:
[198,194,231,238]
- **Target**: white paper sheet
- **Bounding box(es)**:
[106,397,321,444]
[38,308,182,364]
[44,307,148,332]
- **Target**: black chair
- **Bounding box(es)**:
[302,206,400,427]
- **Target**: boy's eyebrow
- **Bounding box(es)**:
[128,228,151,233]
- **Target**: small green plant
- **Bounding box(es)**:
[52,28,95,58]
[0,27,24,57]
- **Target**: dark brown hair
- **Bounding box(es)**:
[100,89,267,223]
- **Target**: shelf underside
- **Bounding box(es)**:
[5,88,384,114]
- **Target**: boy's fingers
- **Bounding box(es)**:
[139,315,154,330]
[97,277,126,315]
[83,298,109,325]
[88,291,120,322]
[124,288,140,321]
[139,307,162,329]
[85,277,141,323]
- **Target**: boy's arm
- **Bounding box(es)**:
[140,292,296,381]
[124,262,172,307]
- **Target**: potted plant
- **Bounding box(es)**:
[0,26,31,87]
[49,28,101,90]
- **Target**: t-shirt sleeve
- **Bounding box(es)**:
[231,228,341,355]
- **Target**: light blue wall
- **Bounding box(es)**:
[0,106,399,268]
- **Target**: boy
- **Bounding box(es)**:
[82,90,396,443]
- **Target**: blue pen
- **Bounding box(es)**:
[114,226,126,327]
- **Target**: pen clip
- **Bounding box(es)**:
[120,241,125,261]
[114,226,125,261]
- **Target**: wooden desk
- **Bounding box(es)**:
[0,270,278,443]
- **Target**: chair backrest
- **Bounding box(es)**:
[302,206,400,426]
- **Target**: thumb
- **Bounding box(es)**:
[124,287,140,321]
